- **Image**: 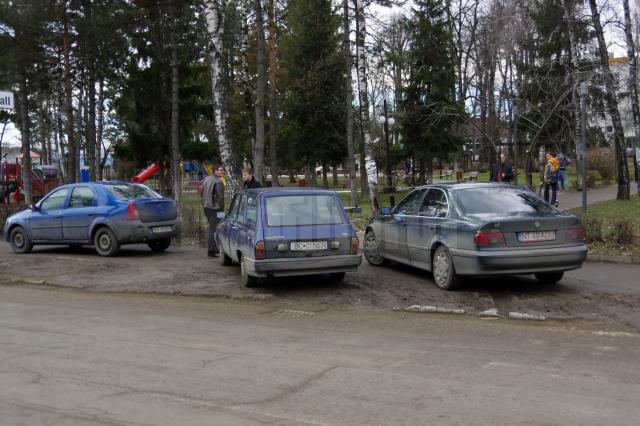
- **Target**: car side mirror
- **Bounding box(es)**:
[29,204,39,211]
[380,207,391,216]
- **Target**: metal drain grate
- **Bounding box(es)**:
[270,309,315,319]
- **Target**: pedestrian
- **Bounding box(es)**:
[201,164,225,257]
[543,151,560,207]
[557,153,571,192]
[242,168,263,189]
[491,152,514,183]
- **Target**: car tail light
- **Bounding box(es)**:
[351,236,359,254]
[255,241,266,260]
[474,230,506,246]
[566,227,584,241]
[127,202,140,221]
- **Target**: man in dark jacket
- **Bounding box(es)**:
[491,152,514,182]
[201,164,225,257]
[242,168,263,189]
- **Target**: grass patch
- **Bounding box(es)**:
[570,195,640,256]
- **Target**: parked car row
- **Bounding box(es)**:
[3,182,588,290]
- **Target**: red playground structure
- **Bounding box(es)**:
[1,163,60,204]
[132,162,160,183]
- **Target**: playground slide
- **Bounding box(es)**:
[132,163,160,183]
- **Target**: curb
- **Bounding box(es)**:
[394,305,466,315]
[586,254,640,265]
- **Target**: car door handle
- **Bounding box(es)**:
[87,213,94,216]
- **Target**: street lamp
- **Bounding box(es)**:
[378,99,396,207]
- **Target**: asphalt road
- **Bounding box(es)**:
[1,284,639,426]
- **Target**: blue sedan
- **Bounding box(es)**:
[216,188,362,287]
[3,182,181,256]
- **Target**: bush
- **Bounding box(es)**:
[609,218,636,245]
[587,147,615,181]
[180,204,207,244]
[586,170,601,188]
[581,215,604,243]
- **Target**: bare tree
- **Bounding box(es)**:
[343,0,357,206]
[267,0,279,186]
[253,0,266,182]
[588,0,630,199]
[623,0,640,149]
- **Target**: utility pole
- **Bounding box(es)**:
[579,81,588,213]
[382,99,395,207]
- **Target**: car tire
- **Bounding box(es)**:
[432,245,462,290]
[10,227,33,254]
[329,272,346,282]
[534,272,564,285]
[363,231,389,266]
[148,238,171,253]
[94,227,120,257]
[219,249,232,266]
[240,255,258,287]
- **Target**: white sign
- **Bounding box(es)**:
[0,91,15,109]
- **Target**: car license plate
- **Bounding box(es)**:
[517,231,556,243]
[152,226,173,233]
[290,241,327,251]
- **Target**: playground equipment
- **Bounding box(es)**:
[1,163,60,204]
[132,162,160,183]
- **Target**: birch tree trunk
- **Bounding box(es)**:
[96,79,104,181]
[19,73,33,205]
[623,0,640,162]
[343,0,357,207]
[205,0,240,191]
[267,0,279,186]
[170,4,181,205]
[354,0,376,214]
[253,0,266,181]
[87,71,97,181]
[588,0,630,200]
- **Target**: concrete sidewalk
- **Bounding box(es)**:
[557,181,638,210]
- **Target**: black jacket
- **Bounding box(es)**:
[491,162,513,182]
[243,176,263,189]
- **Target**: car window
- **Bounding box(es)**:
[236,195,247,222]
[68,186,95,209]
[103,184,160,200]
[228,194,240,218]
[392,189,426,215]
[246,196,258,225]
[419,189,448,218]
[455,187,554,214]
[40,188,70,212]
[265,195,344,226]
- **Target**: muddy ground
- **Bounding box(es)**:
[1,242,639,332]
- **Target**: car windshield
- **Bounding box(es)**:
[265,194,344,226]
[103,184,161,201]
[455,187,553,214]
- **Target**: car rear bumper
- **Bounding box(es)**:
[112,219,182,244]
[450,245,588,275]
[245,254,362,277]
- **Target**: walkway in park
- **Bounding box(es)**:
[557,181,638,211]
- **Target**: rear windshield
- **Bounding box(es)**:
[265,194,344,226]
[103,184,161,201]
[455,187,553,214]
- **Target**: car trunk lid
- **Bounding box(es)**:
[131,199,177,222]
[262,224,354,258]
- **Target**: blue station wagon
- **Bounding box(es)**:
[216,188,362,287]
[3,182,181,256]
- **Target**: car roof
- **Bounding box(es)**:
[241,187,338,196]
[414,182,528,191]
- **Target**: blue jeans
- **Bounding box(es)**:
[558,169,569,190]
[544,182,558,205]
